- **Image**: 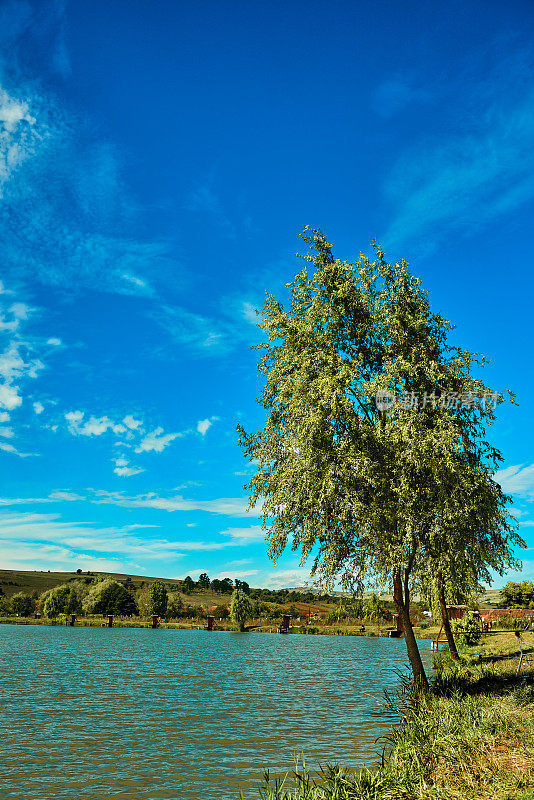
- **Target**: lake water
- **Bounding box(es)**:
[0,625,431,800]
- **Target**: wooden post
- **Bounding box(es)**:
[278,614,290,633]
[68,614,76,626]
[206,615,214,631]
[151,615,159,628]
[107,615,113,628]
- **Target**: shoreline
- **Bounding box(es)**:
[0,615,507,643]
[252,634,534,799]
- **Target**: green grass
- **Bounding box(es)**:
[245,648,534,800]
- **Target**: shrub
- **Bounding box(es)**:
[452,611,482,646]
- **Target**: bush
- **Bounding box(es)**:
[452,611,482,646]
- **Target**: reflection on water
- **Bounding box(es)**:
[0,626,430,799]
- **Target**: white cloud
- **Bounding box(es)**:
[0,411,9,422]
[90,489,258,518]
[221,526,265,541]
[0,441,36,457]
[123,414,142,430]
[494,463,534,501]
[0,385,21,410]
[33,401,44,415]
[121,273,153,295]
[197,418,212,436]
[48,491,84,502]
[114,466,144,477]
[262,568,313,590]
[0,69,170,297]
[242,301,258,324]
[47,337,62,346]
[212,569,259,580]
[135,426,180,453]
[9,302,30,320]
[0,426,14,438]
[113,456,144,478]
[383,57,534,252]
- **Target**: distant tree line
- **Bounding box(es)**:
[500,581,534,609]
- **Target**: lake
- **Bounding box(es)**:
[0,625,431,799]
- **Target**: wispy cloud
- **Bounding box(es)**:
[0,509,189,571]
[371,76,431,119]
[495,463,534,501]
[90,489,258,517]
[0,279,61,455]
[152,305,230,355]
[262,568,313,590]
[185,180,235,238]
[221,526,265,541]
[382,52,534,252]
[212,569,259,580]
[0,5,170,297]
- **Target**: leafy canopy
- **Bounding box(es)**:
[238,228,522,684]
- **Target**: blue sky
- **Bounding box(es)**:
[1,0,534,589]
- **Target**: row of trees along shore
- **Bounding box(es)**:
[238,229,524,690]
[0,573,330,621]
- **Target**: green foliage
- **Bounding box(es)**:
[42,585,80,618]
[0,595,11,614]
[197,572,210,590]
[230,588,253,631]
[213,604,230,619]
[83,580,138,616]
[148,580,167,616]
[166,593,183,618]
[237,228,521,686]
[500,581,534,608]
[452,611,482,646]
[11,592,36,617]
[363,592,385,621]
[211,577,234,593]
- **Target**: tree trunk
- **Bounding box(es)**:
[393,569,429,692]
[437,572,459,660]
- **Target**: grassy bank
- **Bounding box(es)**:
[248,635,534,800]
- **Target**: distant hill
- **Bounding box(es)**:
[0,568,183,598]
[0,568,504,607]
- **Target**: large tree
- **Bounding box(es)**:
[238,228,521,688]
[148,580,168,617]
[83,580,138,616]
[230,588,253,632]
